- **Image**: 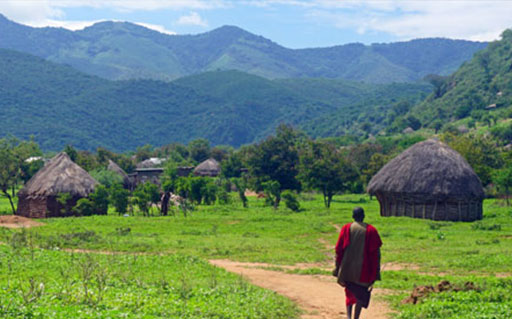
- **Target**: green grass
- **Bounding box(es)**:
[1,193,512,318]
[0,243,298,318]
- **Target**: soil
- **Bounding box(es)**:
[0,215,45,229]
[210,259,391,319]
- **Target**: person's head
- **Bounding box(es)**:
[352,207,365,222]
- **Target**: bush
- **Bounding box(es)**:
[282,190,300,212]
[203,181,218,205]
[73,198,95,216]
[89,185,109,215]
[110,183,130,215]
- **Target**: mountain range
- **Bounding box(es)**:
[0,48,431,151]
[0,14,487,84]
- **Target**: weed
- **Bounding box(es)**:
[471,222,502,231]
[114,227,131,236]
[19,277,45,305]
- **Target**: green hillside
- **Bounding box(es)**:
[0,14,486,83]
[0,49,432,151]
[408,30,512,129]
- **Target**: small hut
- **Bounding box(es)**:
[16,152,99,218]
[367,139,484,221]
[194,158,221,177]
[107,159,132,189]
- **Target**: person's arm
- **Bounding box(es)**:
[375,248,381,281]
[333,227,346,276]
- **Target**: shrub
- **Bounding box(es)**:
[89,185,109,215]
[73,198,95,216]
[109,183,129,215]
[282,190,300,212]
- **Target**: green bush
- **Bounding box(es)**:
[89,185,109,215]
[73,198,95,216]
[282,190,300,212]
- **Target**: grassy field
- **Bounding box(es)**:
[1,193,511,318]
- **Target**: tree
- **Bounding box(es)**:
[110,183,130,215]
[64,144,78,162]
[262,180,281,209]
[221,152,244,178]
[481,113,496,127]
[73,198,95,216]
[89,185,109,215]
[362,153,389,186]
[494,166,512,205]
[135,144,153,162]
[90,169,123,189]
[431,119,444,134]
[442,133,502,186]
[133,182,160,216]
[0,138,25,213]
[298,141,358,208]
[232,176,248,208]
[247,124,301,207]
[188,139,211,163]
[424,74,449,98]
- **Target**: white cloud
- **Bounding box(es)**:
[26,19,103,30]
[48,0,225,11]
[0,0,223,25]
[133,22,177,35]
[0,0,64,24]
[304,1,512,42]
[21,18,177,35]
[176,12,208,27]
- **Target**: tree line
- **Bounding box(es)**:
[2,123,512,216]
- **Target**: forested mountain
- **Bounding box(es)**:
[0,14,486,83]
[407,30,512,128]
[0,48,431,151]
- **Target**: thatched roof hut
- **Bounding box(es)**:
[107,159,132,189]
[194,158,221,177]
[367,139,484,221]
[16,152,99,218]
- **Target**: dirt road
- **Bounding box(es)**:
[210,259,391,319]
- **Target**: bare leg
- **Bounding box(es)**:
[354,303,363,319]
[346,304,353,319]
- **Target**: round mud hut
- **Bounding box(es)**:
[367,139,484,221]
[16,152,99,218]
[107,159,132,189]
[194,158,221,177]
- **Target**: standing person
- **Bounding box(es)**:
[333,207,382,319]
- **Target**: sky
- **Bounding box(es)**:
[1,0,511,49]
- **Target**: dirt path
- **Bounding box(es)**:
[210,259,391,319]
[0,215,44,229]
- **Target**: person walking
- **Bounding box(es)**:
[333,207,382,319]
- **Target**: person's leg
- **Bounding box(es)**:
[345,287,356,319]
[354,302,363,319]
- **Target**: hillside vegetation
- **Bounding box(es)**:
[408,30,512,131]
[0,49,431,151]
[0,14,486,83]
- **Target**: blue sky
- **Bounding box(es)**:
[1,1,511,48]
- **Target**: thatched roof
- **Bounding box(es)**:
[107,159,130,183]
[367,139,484,200]
[18,152,98,198]
[194,158,221,176]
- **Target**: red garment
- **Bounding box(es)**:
[335,223,382,283]
[345,287,357,306]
